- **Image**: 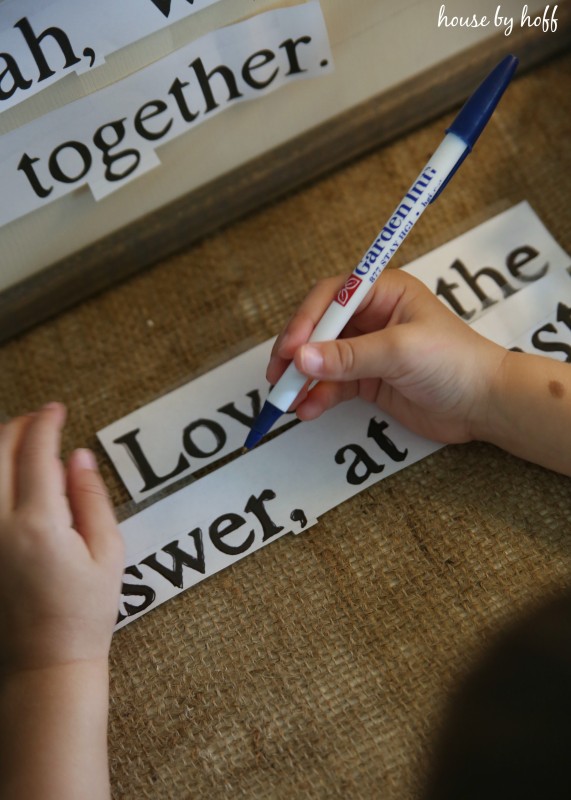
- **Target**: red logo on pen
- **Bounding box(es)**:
[335,275,362,307]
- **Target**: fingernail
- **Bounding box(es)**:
[74,448,98,471]
[300,345,323,374]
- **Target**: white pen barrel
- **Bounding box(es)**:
[267,132,468,414]
[268,360,308,411]
[267,301,353,411]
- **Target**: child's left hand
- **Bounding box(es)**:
[0,403,124,674]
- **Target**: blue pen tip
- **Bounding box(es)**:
[244,400,284,450]
[430,55,518,205]
[447,54,519,149]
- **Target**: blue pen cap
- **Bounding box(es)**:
[447,54,519,148]
[430,54,518,204]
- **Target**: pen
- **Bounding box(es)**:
[244,54,519,450]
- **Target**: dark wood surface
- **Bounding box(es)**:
[2,8,570,343]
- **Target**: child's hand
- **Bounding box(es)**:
[0,403,124,674]
[267,270,506,444]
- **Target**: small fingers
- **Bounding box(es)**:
[17,403,67,509]
[0,415,34,513]
[67,448,124,566]
[266,270,434,388]
[267,276,348,385]
[296,380,359,421]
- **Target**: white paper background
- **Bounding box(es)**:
[0,0,225,112]
[0,1,332,226]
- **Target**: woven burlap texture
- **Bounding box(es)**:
[0,54,570,799]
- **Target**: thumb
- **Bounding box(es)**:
[295,329,404,382]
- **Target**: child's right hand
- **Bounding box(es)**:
[267,269,506,445]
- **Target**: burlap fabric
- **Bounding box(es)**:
[1,53,570,798]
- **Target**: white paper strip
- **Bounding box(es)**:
[0,0,226,112]
[471,268,571,357]
[116,395,440,629]
[99,202,571,502]
[405,201,570,322]
[0,1,333,227]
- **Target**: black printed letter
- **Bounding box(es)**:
[0,53,33,100]
[244,489,284,542]
[189,57,243,114]
[367,418,408,462]
[113,428,189,493]
[141,529,206,589]
[14,17,80,82]
[505,245,547,283]
[218,390,262,429]
[210,513,254,556]
[335,444,385,486]
[116,566,157,624]
[183,419,226,459]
